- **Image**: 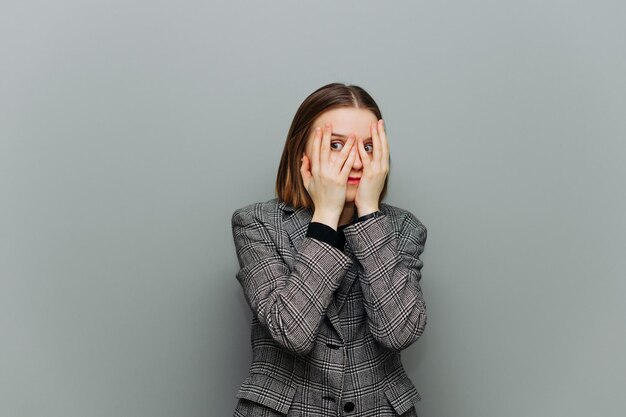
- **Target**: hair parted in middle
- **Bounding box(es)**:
[275,82,390,210]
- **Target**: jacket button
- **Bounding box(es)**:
[343,401,355,412]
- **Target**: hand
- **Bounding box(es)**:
[300,122,357,228]
[355,119,389,216]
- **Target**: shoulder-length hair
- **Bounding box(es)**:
[276,82,389,210]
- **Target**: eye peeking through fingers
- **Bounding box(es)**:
[364,142,374,153]
[330,141,345,151]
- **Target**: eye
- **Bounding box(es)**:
[364,142,374,153]
[330,141,344,151]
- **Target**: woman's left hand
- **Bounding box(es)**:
[354,119,389,216]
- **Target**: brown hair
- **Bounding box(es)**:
[275,82,389,209]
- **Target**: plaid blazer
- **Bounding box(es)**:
[231,198,428,416]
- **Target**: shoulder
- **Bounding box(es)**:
[380,202,427,236]
[231,198,283,228]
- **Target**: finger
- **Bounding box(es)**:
[310,128,321,175]
[320,122,331,167]
[379,119,389,169]
[337,135,356,166]
[340,145,357,177]
[371,120,381,164]
[357,137,372,171]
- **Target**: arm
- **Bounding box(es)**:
[343,211,427,352]
[231,206,353,355]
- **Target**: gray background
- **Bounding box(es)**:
[2,1,625,416]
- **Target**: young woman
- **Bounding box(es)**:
[231,83,428,416]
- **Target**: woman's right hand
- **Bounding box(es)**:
[300,122,357,229]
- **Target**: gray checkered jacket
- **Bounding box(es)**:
[231,198,428,416]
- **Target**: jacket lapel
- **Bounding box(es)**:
[278,200,343,327]
[278,200,311,252]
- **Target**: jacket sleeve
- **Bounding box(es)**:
[231,206,354,355]
[343,211,427,352]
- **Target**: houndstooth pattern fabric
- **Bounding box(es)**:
[231,198,427,416]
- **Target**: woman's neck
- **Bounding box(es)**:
[338,204,356,227]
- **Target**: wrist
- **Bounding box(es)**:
[357,206,380,218]
[311,208,341,230]
[358,210,382,222]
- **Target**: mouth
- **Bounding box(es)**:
[347,177,361,184]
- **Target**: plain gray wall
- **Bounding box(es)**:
[2,1,625,416]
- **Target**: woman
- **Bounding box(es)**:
[231,83,428,416]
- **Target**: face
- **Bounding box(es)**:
[304,107,377,205]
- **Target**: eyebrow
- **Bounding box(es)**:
[331,132,372,140]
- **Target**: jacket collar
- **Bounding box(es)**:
[277,200,312,251]
[277,200,315,222]
[277,199,296,213]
